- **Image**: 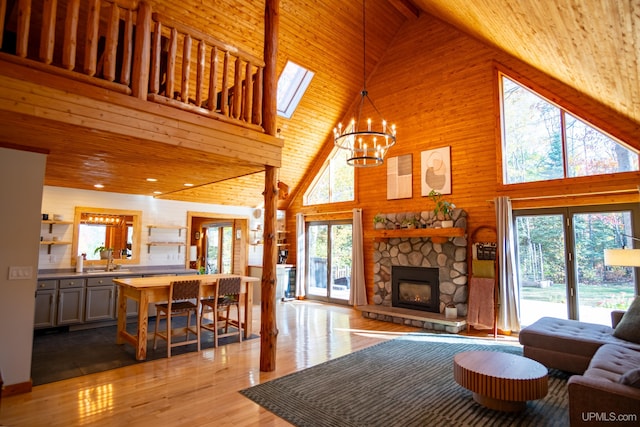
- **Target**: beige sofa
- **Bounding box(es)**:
[518,311,639,374]
[519,299,640,426]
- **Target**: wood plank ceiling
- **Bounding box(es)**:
[2,0,639,208]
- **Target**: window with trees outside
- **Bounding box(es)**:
[500,74,639,184]
[304,146,354,205]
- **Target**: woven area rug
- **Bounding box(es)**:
[241,334,570,426]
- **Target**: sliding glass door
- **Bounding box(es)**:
[306,221,352,303]
[515,204,639,327]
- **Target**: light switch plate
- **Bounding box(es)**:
[8,266,33,280]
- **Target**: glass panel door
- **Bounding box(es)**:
[206,224,233,274]
[306,221,352,303]
[516,214,569,326]
[515,204,638,327]
[573,210,637,325]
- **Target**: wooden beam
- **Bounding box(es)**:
[260,0,279,373]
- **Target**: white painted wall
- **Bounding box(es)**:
[0,147,46,387]
[40,186,263,269]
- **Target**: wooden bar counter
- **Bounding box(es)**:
[113,274,259,360]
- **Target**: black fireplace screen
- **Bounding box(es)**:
[391,266,440,313]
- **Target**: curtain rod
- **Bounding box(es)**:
[489,187,640,202]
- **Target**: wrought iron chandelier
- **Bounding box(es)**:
[333,0,396,167]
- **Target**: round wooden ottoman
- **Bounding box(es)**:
[453,350,548,412]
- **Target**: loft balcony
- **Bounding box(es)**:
[0,0,281,195]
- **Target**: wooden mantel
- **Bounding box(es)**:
[371,227,465,244]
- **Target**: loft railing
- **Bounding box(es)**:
[0,0,264,130]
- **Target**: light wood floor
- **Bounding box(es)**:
[0,301,510,426]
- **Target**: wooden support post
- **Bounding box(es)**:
[260,0,279,373]
[260,166,279,372]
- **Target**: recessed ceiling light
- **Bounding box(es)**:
[146,178,157,182]
[94,184,104,189]
[184,183,194,187]
[153,191,162,194]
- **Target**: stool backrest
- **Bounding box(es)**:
[170,279,201,301]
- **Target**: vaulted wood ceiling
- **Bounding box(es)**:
[3,0,639,208]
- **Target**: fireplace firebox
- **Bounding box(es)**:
[391,266,440,313]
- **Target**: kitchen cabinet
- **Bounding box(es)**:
[34,280,57,328]
[85,277,116,322]
[57,279,85,325]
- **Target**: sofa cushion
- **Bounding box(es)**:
[613,297,640,344]
[620,368,640,388]
[584,344,640,384]
[519,317,614,357]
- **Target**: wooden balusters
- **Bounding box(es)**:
[253,67,263,126]
[232,57,242,118]
[207,46,219,111]
[195,40,206,107]
[62,0,80,70]
[165,28,177,99]
[244,61,254,122]
[103,2,120,81]
[16,0,31,58]
[39,0,56,64]
[120,9,134,85]
[149,21,162,95]
[180,34,192,103]
[84,0,100,76]
[131,1,151,99]
[220,51,230,116]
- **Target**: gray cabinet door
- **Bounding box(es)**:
[85,285,116,321]
[57,288,86,325]
[34,290,57,328]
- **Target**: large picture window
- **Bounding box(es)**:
[500,74,638,184]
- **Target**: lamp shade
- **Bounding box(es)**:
[604,248,640,267]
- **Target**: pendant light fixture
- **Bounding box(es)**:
[333,0,396,167]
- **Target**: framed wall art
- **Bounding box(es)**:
[387,154,412,200]
[421,146,451,196]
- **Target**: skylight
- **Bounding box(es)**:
[277,61,314,119]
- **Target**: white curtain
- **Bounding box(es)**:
[349,208,367,306]
[495,196,521,332]
[295,213,306,298]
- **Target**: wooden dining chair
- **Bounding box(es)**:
[200,276,243,347]
[153,279,201,358]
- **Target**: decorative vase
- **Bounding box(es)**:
[445,306,457,319]
[441,220,454,228]
[100,249,113,260]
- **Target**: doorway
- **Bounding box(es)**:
[187,212,249,276]
[205,223,233,274]
[306,220,352,303]
[514,204,639,327]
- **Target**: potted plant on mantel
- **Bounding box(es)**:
[373,214,387,229]
[428,190,456,228]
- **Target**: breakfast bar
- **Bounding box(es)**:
[113,274,259,360]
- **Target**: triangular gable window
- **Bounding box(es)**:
[500,74,638,184]
[304,147,354,205]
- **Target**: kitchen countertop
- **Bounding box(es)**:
[38,267,198,279]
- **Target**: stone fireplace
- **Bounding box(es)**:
[361,209,469,333]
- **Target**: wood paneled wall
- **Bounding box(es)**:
[285,13,640,303]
